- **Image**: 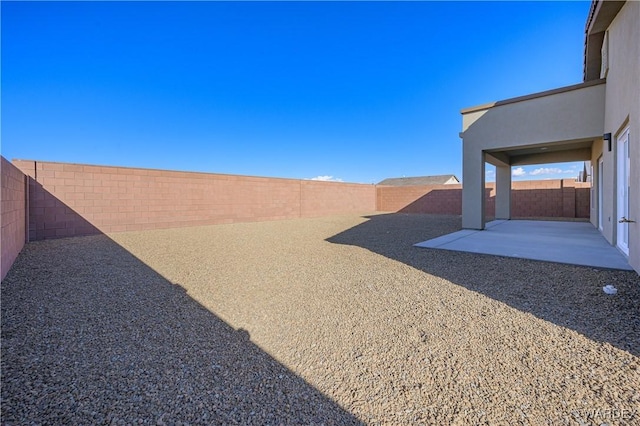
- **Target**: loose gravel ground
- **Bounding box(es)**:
[2,213,639,425]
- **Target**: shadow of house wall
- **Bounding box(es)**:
[3,160,361,422]
[2,226,361,423]
[325,213,639,357]
[377,184,464,215]
[377,179,591,219]
[1,157,27,281]
[13,160,377,240]
[29,179,103,240]
[376,183,495,218]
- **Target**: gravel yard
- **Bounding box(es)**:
[2,213,639,425]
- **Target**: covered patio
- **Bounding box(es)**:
[460,79,606,230]
[415,219,633,271]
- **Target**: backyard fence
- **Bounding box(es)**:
[1,156,591,280]
[11,159,377,241]
[377,179,591,219]
[1,158,27,280]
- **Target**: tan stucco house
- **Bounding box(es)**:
[459,0,639,273]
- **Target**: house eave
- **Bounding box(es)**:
[460,79,606,116]
[583,0,626,81]
[460,79,605,154]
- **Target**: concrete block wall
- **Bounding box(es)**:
[485,183,496,217]
[511,180,564,217]
[376,183,497,217]
[10,161,592,241]
[575,186,590,219]
[1,157,27,281]
[0,157,594,278]
[376,184,464,215]
[377,179,591,219]
[511,179,591,218]
[300,180,377,217]
[12,160,377,240]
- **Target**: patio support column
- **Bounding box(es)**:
[462,146,485,230]
[495,165,511,220]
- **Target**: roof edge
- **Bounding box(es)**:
[460,79,606,115]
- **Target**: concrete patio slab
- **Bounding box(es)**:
[415,219,633,271]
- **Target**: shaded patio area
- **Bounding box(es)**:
[459,79,605,230]
[415,219,633,271]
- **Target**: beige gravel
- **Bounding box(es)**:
[2,213,639,425]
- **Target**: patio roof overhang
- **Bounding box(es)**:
[459,79,606,230]
[460,79,606,165]
[584,1,625,81]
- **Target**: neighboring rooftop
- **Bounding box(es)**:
[378,175,460,186]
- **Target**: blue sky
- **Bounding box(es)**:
[2,1,591,184]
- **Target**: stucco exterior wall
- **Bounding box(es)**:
[590,139,604,230]
[1,157,27,281]
[461,81,606,230]
[601,0,640,271]
[462,82,606,150]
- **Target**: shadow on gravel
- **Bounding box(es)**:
[1,235,362,425]
[327,213,640,357]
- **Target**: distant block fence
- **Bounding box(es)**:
[1,157,591,280]
[377,179,591,219]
